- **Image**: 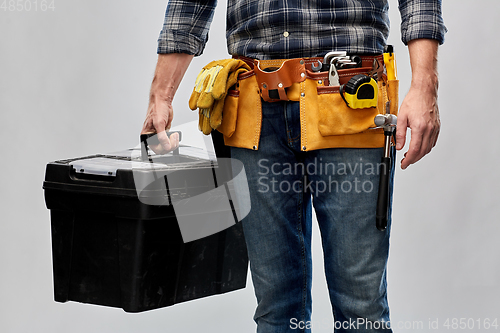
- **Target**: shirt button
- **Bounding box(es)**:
[283,31,289,37]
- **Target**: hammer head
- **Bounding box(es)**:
[374,114,397,128]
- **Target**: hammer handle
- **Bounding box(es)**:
[376,156,391,231]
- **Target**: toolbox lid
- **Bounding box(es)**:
[69,145,216,177]
[43,144,251,243]
[43,145,218,197]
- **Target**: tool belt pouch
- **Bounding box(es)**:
[218,58,307,150]
[218,70,263,150]
[217,58,399,151]
[300,68,399,150]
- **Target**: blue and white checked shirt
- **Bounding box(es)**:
[157,0,446,59]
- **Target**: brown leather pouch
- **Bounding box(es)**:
[253,58,306,102]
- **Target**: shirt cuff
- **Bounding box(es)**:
[157,30,207,56]
[399,1,447,45]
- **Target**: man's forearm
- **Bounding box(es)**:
[407,39,439,96]
[396,38,441,169]
[141,53,194,152]
[150,53,194,103]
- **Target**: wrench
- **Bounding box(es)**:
[322,51,347,72]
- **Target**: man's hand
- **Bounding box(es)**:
[395,39,440,170]
[142,93,180,154]
[141,53,194,154]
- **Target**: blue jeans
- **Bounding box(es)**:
[230,101,394,333]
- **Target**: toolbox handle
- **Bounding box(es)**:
[140,131,182,161]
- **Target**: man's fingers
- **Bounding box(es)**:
[156,131,180,154]
[169,132,180,151]
[401,124,435,170]
[165,116,173,133]
[400,128,423,170]
[141,113,156,135]
[175,133,180,149]
[156,130,171,152]
[431,126,440,148]
[395,115,408,150]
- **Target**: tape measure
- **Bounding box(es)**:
[340,74,378,109]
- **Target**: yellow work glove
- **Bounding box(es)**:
[189,59,250,135]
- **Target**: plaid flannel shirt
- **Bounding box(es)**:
[157,0,446,59]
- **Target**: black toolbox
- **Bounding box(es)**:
[43,144,249,313]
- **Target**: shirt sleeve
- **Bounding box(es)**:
[398,0,447,45]
[157,0,217,56]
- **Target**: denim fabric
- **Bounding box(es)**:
[230,100,394,333]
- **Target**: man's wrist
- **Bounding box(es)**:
[410,72,438,94]
[149,83,175,103]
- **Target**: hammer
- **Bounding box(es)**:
[374,102,397,231]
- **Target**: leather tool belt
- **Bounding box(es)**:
[215,55,399,151]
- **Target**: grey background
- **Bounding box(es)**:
[1,0,499,332]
